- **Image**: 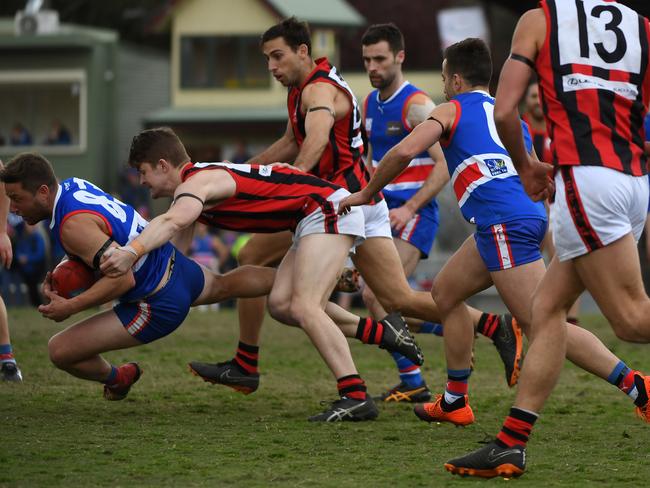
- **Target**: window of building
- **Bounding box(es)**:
[0,70,86,154]
[180,36,270,89]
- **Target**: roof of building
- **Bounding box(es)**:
[263,0,365,26]
[0,18,117,48]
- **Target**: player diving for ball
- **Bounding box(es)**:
[0,152,276,400]
[99,127,426,421]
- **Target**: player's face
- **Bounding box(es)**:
[262,37,303,87]
[4,182,51,225]
[362,41,402,90]
[442,59,455,101]
[137,161,171,199]
[525,83,543,120]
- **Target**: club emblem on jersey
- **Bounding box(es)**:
[259,165,272,177]
[485,158,507,176]
[365,118,372,132]
[386,121,403,135]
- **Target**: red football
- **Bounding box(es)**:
[51,258,97,299]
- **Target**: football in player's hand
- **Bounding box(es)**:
[51,258,97,299]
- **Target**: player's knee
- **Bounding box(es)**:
[611,316,650,343]
[236,243,265,266]
[430,280,454,315]
[267,294,291,324]
[48,335,72,368]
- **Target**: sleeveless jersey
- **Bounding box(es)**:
[180,162,341,233]
[364,81,437,205]
[537,0,650,175]
[288,57,380,202]
[440,91,547,226]
[49,177,173,302]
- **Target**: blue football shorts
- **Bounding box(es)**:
[113,250,205,343]
[474,218,547,272]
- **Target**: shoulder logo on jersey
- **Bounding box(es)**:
[386,121,403,136]
[485,158,508,177]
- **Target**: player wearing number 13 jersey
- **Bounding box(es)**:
[444,1,650,479]
[0,152,275,402]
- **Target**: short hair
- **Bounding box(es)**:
[128,127,190,169]
[0,152,57,193]
[361,23,405,55]
[261,16,311,55]
[444,38,492,87]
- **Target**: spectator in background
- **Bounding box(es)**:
[190,223,229,272]
[230,140,251,164]
[190,223,230,311]
[9,123,32,146]
[119,168,151,220]
[44,119,71,145]
[13,221,48,306]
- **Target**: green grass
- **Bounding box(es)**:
[1,308,649,487]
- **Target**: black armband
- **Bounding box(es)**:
[510,53,536,70]
[307,106,336,117]
[93,238,114,270]
[427,116,446,134]
[173,192,205,206]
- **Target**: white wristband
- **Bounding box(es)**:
[118,245,138,258]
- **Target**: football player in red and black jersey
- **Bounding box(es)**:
[446,0,650,478]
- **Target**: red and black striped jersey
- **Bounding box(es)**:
[180,162,341,233]
[537,0,650,175]
[288,57,381,202]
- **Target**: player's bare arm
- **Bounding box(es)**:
[339,102,455,213]
[292,82,342,172]
[0,163,12,269]
[494,8,553,201]
[100,170,236,277]
[390,94,448,231]
[248,120,299,165]
[39,213,135,321]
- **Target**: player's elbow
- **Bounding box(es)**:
[394,142,418,163]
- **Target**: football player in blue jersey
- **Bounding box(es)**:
[340,37,648,450]
[0,152,275,400]
[361,23,524,402]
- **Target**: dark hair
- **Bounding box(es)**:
[361,23,404,55]
[444,38,492,87]
[128,127,190,169]
[0,152,57,193]
[261,16,311,55]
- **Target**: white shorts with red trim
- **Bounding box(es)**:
[292,188,365,248]
[361,199,392,239]
[551,166,648,261]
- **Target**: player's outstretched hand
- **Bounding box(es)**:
[100,246,136,278]
[389,205,415,234]
[39,278,72,322]
[519,160,555,202]
[0,231,12,268]
[337,190,371,215]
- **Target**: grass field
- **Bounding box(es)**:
[1,307,649,487]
